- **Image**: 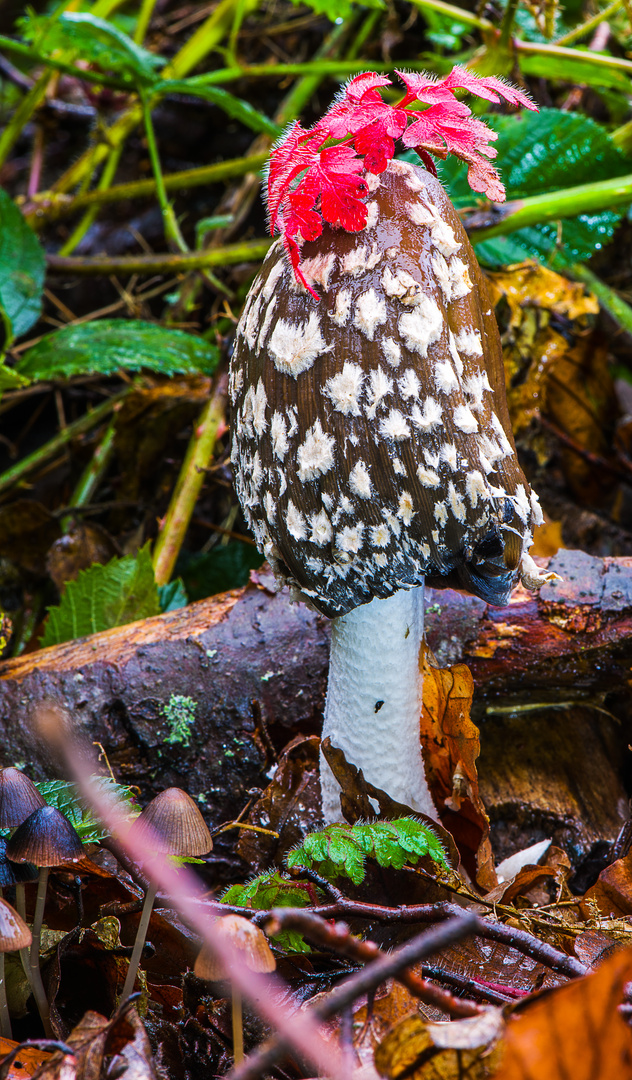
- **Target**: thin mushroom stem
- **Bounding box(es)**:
[232,986,244,1065]
[15,883,31,981]
[122,881,158,999]
[30,867,52,1037]
[0,952,11,1039]
[320,580,435,823]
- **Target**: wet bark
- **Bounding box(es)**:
[0,552,630,858]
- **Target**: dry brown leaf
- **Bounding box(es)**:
[421,656,495,889]
[581,852,632,918]
[493,946,632,1080]
[374,1011,502,1080]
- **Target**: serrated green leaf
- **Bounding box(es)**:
[19,11,165,83]
[0,190,45,345]
[15,319,219,381]
[35,775,139,843]
[435,109,631,269]
[41,544,160,647]
[287,819,449,885]
[221,870,315,952]
[158,81,281,138]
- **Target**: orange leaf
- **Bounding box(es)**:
[421,656,495,889]
[494,947,632,1080]
[0,1039,54,1079]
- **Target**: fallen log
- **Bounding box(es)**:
[0,552,629,859]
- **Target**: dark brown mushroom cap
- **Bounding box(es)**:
[194,915,276,979]
[0,838,38,887]
[230,160,543,617]
[0,898,31,952]
[0,768,46,829]
[127,787,212,858]
[6,805,84,866]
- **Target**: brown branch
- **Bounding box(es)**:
[265,908,483,1018]
[228,914,480,1080]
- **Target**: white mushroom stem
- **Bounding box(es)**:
[320,582,438,824]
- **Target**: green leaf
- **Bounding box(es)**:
[0,190,45,345]
[221,870,316,952]
[158,81,281,138]
[35,775,139,843]
[177,542,264,602]
[158,579,188,612]
[435,109,631,268]
[519,51,632,95]
[41,544,160,647]
[15,319,219,381]
[19,11,165,83]
[287,819,449,885]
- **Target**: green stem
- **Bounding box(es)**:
[30,867,52,1038]
[407,0,492,31]
[554,0,623,46]
[122,881,157,999]
[567,262,632,337]
[60,417,117,533]
[139,88,188,253]
[0,389,129,499]
[0,36,129,90]
[346,9,383,61]
[25,153,269,228]
[514,37,632,76]
[499,0,520,48]
[0,71,52,172]
[0,953,10,1040]
[46,237,272,276]
[153,375,227,586]
[466,172,632,244]
[133,0,158,44]
[58,144,124,257]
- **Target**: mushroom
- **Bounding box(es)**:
[0,768,46,975]
[194,914,276,1065]
[0,898,31,1039]
[230,156,548,822]
[121,787,213,999]
[6,804,84,1036]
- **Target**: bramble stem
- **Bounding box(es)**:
[0,390,129,498]
[408,0,492,31]
[499,0,520,47]
[466,172,632,244]
[140,88,188,253]
[24,154,269,228]
[58,146,123,257]
[0,72,51,172]
[46,238,273,276]
[554,0,624,45]
[153,375,228,586]
[568,262,632,337]
[60,418,117,533]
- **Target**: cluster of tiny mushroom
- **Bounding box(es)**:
[230,73,556,822]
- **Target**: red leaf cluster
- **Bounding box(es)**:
[267,66,537,293]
